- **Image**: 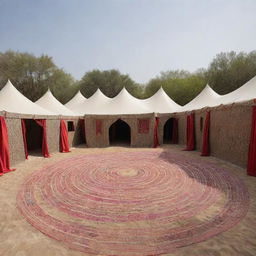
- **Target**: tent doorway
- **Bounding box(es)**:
[24,119,43,156]
[109,119,131,146]
[163,118,174,144]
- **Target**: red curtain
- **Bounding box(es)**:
[96,120,102,135]
[153,117,159,148]
[60,120,70,153]
[0,116,14,175]
[184,113,195,151]
[35,119,50,158]
[201,111,210,156]
[172,118,179,144]
[247,106,256,176]
[21,119,28,159]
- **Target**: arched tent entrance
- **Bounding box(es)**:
[109,119,131,146]
[23,119,43,156]
[163,118,178,144]
[163,118,173,144]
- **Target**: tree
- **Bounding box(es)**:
[79,69,142,98]
[0,50,76,103]
[49,69,77,103]
[206,51,256,94]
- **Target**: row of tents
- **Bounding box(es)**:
[65,75,256,114]
[1,75,256,116]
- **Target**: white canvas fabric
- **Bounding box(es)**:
[3,75,256,116]
[0,80,54,115]
[65,91,86,110]
[217,75,256,105]
[72,88,111,115]
[35,89,76,116]
[102,88,151,115]
[72,88,151,115]
[180,84,221,112]
[143,87,181,113]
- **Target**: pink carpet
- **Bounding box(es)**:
[17,151,249,255]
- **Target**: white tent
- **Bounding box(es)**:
[35,89,76,116]
[143,87,181,113]
[0,80,54,115]
[72,88,111,115]
[101,88,151,115]
[65,91,86,111]
[217,75,256,105]
[72,88,151,115]
[180,84,221,112]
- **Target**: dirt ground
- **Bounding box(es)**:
[0,145,255,256]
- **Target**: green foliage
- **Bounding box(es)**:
[0,50,76,103]
[79,69,142,98]
[206,51,256,94]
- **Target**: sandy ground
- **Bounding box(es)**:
[0,145,256,256]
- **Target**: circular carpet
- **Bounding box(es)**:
[17,151,249,255]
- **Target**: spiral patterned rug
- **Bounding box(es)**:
[17,151,249,255]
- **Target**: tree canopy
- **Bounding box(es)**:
[206,51,256,95]
[79,69,142,98]
[0,51,76,103]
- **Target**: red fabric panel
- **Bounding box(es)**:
[21,120,28,159]
[184,113,195,151]
[79,119,86,142]
[0,116,14,174]
[172,118,179,144]
[96,120,102,135]
[247,106,256,176]
[138,119,150,134]
[201,111,210,156]
[60,120,70,153]
[153,117,160,148]
[35,119,50,158]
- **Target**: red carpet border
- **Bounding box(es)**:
[17,151,250,255]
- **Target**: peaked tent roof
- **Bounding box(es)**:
[102,88,151,115]
[72,88,151,115]
[180,84,221,112]
[217,75,256,105]
[143,87,181,113]
[0,80,54,115]
[65,91,86,110]
[72,88,111,115]
[35,89,76,116]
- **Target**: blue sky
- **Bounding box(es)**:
[0,0,256,83]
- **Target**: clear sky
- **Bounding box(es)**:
[0,0,256,83]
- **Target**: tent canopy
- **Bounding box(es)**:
[101,88,150,115]
[0,80,54,115]
[72,88,111,115]
[35,89,76,116]
[180,84,221,112]
[143,87,181,113]
[2,75,256,116]
[65,91,86,110]
[217,75,256,105]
